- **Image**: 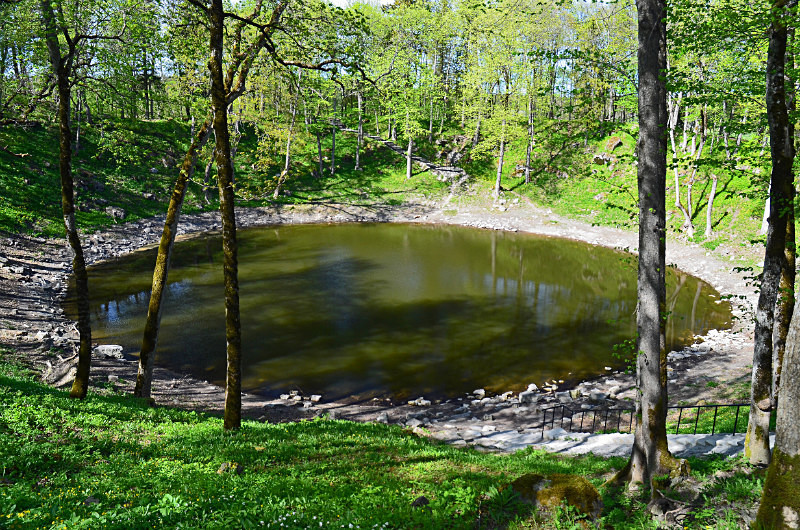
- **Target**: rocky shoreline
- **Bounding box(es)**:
[0,198,761,453]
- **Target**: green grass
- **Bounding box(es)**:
[0,119,203,237]
[666,404,776,435]
[0,351,619,529]
[0,350,766,529]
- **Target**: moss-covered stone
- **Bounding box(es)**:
[511,473,602,518]
[756,449,800,529]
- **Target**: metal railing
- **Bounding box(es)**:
[539,402,754,437]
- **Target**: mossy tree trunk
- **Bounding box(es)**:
[134,120,211,398]
[746,0,795,466]
[40,0,93,399]
[757,266,800,527]
[774,204,795,399]
[134,0,288,400]
[209,0,242,431]
[613,0,683,492]
[773,26,796,403]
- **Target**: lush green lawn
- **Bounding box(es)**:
[0,351,616,529]
[0,350,767,529]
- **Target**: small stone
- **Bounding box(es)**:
[543,427,567,440]
[217,462,244,475]
[411,496,430,508]
[473,388,486,398]
[310,394,322,402]
[527,383,538,392]
[93,345,123,359]
[589,390,608,402]
[279,394,290,400]
[406,418,423,428]
[376,412,389,424]
[107,375,119,383]
[291,395,302,402]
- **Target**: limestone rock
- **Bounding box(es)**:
[105,206,126,221]
[511,473,602,518]
[606,136,623,152]
[217,462,244,475]
[93,345,124,359]
[543,427,567,440]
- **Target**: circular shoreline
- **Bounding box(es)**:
[0,198,760,451]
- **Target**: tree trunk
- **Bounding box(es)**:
[746,0,795,465]
[774,204,795,399]
[134,121,212,398]
[406,136,413,180]
[330,127,336,175]
[315,132,323,178]
[525,94,534,184]
[494,117,506,198]
[705,174,718,238]
[472,110,481,147]
[774,25,797,402]
[614,0,682,492]
[204,148,215,205]
[757,272,800,527]
[209,0,242,431]
[274,86,298,199]
[355,89,363,170]
[40,0,93,400]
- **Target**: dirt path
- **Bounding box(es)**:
[0,194,761,437]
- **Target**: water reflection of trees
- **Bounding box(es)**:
[71,224,731,401]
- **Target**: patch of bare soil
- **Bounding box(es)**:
[0,195,760,434]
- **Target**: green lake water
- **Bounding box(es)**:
[66,223,731,401]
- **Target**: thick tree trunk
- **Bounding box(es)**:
[134,121,212,398]
[757,275,800,527]
[774,26,797,402]
[774,205,795,398]
[40,0,93,399]
[614,0,682,492]
[746,1,795,465]
[209,0,242,431]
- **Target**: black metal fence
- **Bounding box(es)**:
[539,402,753,437]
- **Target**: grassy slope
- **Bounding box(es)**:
[0,352,764,529]
[0,117,768,262]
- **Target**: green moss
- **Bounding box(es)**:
[755,449,800,529]
[511,472,602,517]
